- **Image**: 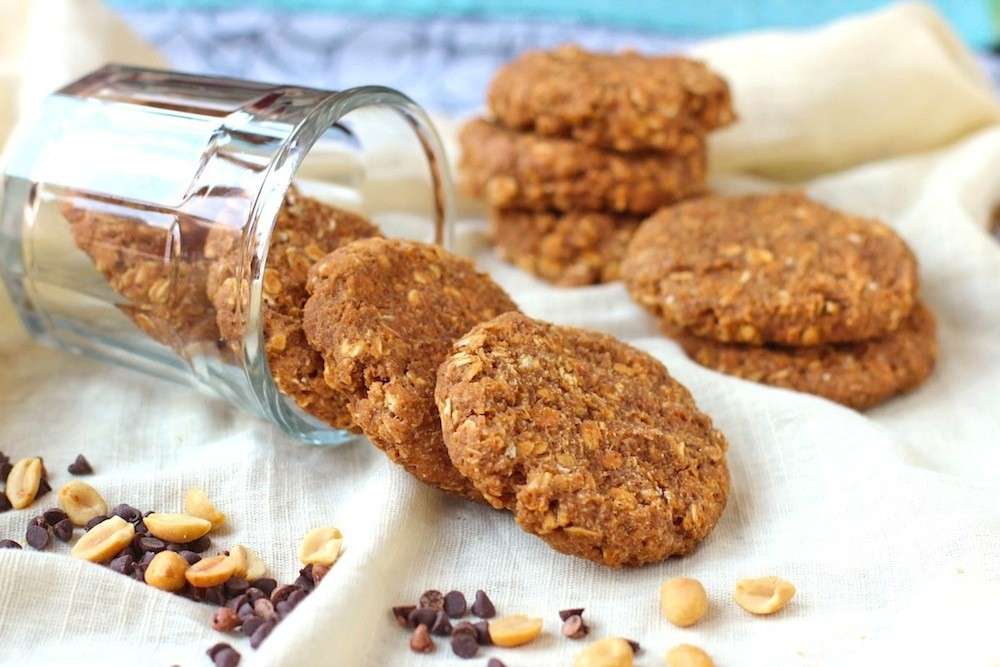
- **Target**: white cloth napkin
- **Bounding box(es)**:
[2,3,1000,666]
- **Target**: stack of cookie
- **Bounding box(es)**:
[458,44,735,286]
[621,192,938,410]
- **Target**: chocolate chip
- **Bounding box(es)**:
[293,574,314,592]
[561,614,588,639]
[204,585,226,606]
[408,607,437,629]
[111,504,142,524]
[430,610,453,636]
[286,589,307,608]
[450,625,479,658]
[250,578,277,597]
[109,553,133,574]
[178,550,201,565]
[444,590,467,618]
[42,508,68,526]
[206,642,231,660]
[249,619,275,649]
[487,659,507,667]
[138,551,156,567]
[84,515,109,531]
[392,605,416,627]
[419,589,445,611]
[138,536,166,553]
[409,624,434,653]
[36,477,51,498]
[131,567,145,582]
[626,639,641,654]
[226,594,247,612]
[237,603,256,621]
[212,607,240,632]
[558,607,585,621]
[29,515,47,528]
[0,494,11,513]
[470,590,496,619]
[213,647,241,667]
[185,535,211,552]
[0,539,21,549]
[52,519,73,542]
[253,598,277,622]
[25,523,50,550]
[244,587,265,603]
[473,620,491,645]
[275,600,294,619]
[67,454,93,475]
[225,577,249,598]
[270,585,299,604]
[241,616,264,637]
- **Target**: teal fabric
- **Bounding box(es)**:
[110,0,996,47]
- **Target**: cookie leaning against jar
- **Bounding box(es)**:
[436,312,729,567]
[621,192,920,346]
[204,185,382,431]
[303,238,519,501]
[458,118,707,215]
[487,44,735,152]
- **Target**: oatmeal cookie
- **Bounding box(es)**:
[436,312,729,567]
[65,204,218,349]
[487,45,735,153]
[489,209,641,286]
[670,302,938,410]
[303,238,518,500]
[621,193,920,346]
[459,118,706,214]
[204,185,381,430]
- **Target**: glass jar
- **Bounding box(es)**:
[0,65,454,445]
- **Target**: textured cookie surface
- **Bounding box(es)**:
[65,204,218,349]
[490,209,641,286]
[487,45,735,152]
[205,186,381,430]
[459,118,706,215]
[672,302,937,410]
[622,193,920,346]
[303,239,519,500]
[436,312,729,567]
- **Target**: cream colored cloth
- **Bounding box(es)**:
[2,3,1000,666]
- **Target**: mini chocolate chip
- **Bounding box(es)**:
[245,587,265,603]
[138,536,166,553]
[561,614,588,639]
[286,589,307,607]
[0,539,21,549]
[249,619,276,649]
[185,535,212,552]
[225,577,249,598]
[25,524,50,550]
[473,620,491,645]
[52,519,73,543]
[204,585,227,606]
[84,515,109,531]
[419,589,445,611]
[179,550,201,565]
[626,639,641,654]
[270,585,299,604]
[392,605,416,627]
[251,578,277,597]
[214,647,241,667]
[226,594,248,612]
[471,590,496,619]
[67,454,93,475]
[241,616,264,637]
[558,607,585,621]
[237,603,256,621]
[410,624,434,653]
[487,659,507,667]
[444,590,467,618]
[42,508,68,526]
[111,504,142,524]
[0,494,11,513]
[253,598,277,622]
[408,607,437,629]
[450,627,479,658]
[298,563,314,581]
[430,610,453,636]
[275,600,294,619]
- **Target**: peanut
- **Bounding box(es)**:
[660,577,708,627]
[666,644,714,667]
[58,480,109,526]
[244,546,268,580]
[5,457,43,509]
[488,615,543,648]
[145,550,190,592]
[70,516,135,563]
[143,513,212,543]
[185,554,236,588]
[183,488,226,529]
[227,544,266,579]
[574,637,634,667]
[734,576,796,615]
[298,526,343,566]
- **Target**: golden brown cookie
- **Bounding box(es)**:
[204,185,381,431]
[65,204,218,349]
[303,238,519,500]
[670,302,938,410]
[489,209,641,286]
[436,312,729,567]
[622,193,920,346]
[487,45,735,153]
[459,118,706,214]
